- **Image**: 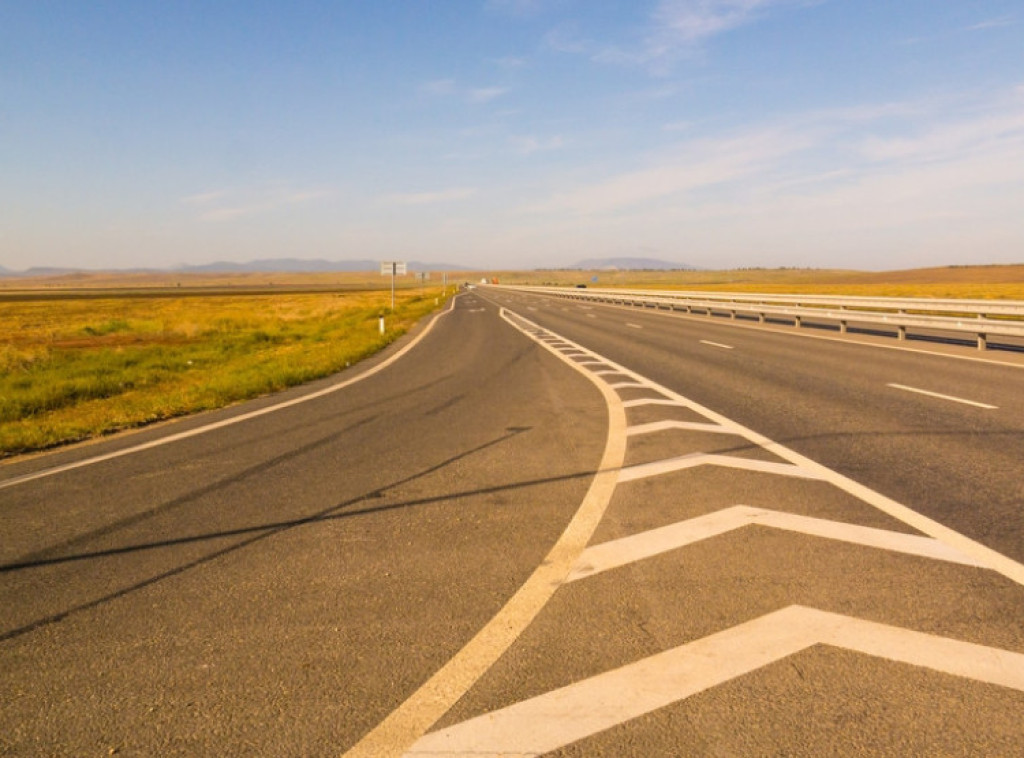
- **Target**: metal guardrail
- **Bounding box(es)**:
[497,286,1024,351]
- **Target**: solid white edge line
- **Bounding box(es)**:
[342,306,627,758]
[0,297,461,491]
[887,383,998,409]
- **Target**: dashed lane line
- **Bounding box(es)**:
[887,383,998,409]
[406,605,1024,757]
[700,339,734,349]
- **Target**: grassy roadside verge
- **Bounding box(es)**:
[0,288,448,457]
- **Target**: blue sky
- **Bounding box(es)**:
[2,0,1022,271]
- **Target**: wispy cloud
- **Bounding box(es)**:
[652,0,787,44]
[511,134,566,154]
[383,187,478,205]
[484,0,553,18]
[180,190,227,205]
[419,79,509,104]
[528,126,814,215]
[469,87,510,103]
[586,0,815,73]
[525,86,1024,223]
[182,187,332,222]
[419,79,458,96]
[965,15,1015,31]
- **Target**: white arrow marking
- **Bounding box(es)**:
[406,605,1024,757]
[566,505,984,582]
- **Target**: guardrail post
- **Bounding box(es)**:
[898,325,907,341]
[840,320,847,334]
[978,333,987,350]
[730,310,737,320]
[794,315,802,328]
[758,312,766,324]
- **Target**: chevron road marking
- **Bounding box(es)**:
[566,505,985,582]
[618,452,822,483]
[626,419,732,436]
[406,605,1024,757]
[346,307,1024,757]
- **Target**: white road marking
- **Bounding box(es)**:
[626,323,643,329]
[622,398,682,408]
[627,420,731,436]
[0,297,462,491]
[566,505,983,582]
[407,605,1024,757]
[618,452,821,483]
[349,305,1024,756]
[586,313,598,318]
[343,309,628,758]
[546,332,1024,587]
[887,383,998,409]
[700,339,734,349]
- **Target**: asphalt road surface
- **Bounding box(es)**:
[2,289,1023,756]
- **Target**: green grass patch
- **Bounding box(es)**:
[0,288,448,457]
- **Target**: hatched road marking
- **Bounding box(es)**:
[406,605,1024,756]
[345,306,1024,757]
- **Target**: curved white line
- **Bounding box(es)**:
[343,307,627,758]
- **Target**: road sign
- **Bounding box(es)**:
[381,261,407,276]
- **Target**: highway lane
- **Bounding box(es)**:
[0,293,608,756]
[482,288,1024,564]
[396,296,1024,756]
[5,287,1024,755]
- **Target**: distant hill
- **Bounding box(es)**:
[0,266,84,277]
[567,257,696,271]
[175,258,380,273]
[0,258,472,276]
[174,258,473,273]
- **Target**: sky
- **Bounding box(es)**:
[1,0,1022,272]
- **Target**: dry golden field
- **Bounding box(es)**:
[0,280,449,457]
[492,264,1024,300]
[2,263,1022,458]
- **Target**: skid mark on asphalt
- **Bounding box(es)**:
[349,307,1024,757]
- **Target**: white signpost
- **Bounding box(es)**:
[380,261,407,311]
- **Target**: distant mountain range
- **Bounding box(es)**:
[0,256,696,276]
[0,258,470,276]
[566,257,696,271]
